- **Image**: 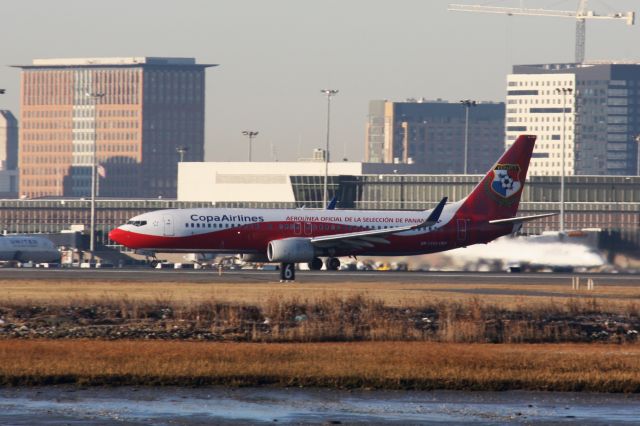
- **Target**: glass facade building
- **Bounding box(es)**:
[365,99,505,174]
[508,62,640,176]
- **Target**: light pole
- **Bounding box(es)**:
[242,131,259,162]
[176,145,189,162]
[636,135,640,176]
[555,87,573,234]
[86,91,105,258]
[321,89,339,207]
[460,100,476,174]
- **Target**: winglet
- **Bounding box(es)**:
[326,196,338,210]
[416,197,447,228]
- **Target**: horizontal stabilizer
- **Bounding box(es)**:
[488,212,558,225]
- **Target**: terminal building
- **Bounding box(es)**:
[0,163,635,252]
[15,57,215,199]
[506,62,640,177]
[365,99,505,174]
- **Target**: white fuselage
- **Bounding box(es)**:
[0,235,61,263]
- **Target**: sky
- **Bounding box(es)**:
[1,0,639,162]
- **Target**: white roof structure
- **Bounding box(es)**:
[31,57,197,66]
[177,161,425,203]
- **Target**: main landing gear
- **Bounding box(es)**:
[326,257,340,271]
[307,257,341,271]
[308,257,323,271]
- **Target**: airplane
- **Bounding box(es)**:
[444,229,607,273]
[109,135,556,273]
[0,234,61,264]
[179,195,340,267]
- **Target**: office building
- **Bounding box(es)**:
[365,99,505,173]
[506,62,640,176]
[0,110,18,197]
[0,110,18,171]
[16,57,215,198]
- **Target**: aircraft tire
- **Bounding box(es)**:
[149,259,159,268]
[308,257,323,271]
[326,257,340,271]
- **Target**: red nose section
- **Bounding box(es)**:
[109,228,128,246]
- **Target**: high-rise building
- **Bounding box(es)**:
[365,99,505,174]
[506,62,640,176]
[16,57,215,198]
[0,110,18,171]
[0,110,18,197]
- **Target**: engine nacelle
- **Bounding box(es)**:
[240,253,270,263]
[267,238,316,263]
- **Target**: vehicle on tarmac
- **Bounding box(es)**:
[110,135,554,271]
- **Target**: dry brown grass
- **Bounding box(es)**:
[2,278,640,310]
[2,295,639,344]
[1,340,639,392]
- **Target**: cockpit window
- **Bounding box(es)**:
[126,220,147,227]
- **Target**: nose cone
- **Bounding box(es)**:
[109,228,127,245]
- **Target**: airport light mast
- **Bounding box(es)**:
[556,87,573,234]
[460,99,476,174]
[176,145,189,163]
[321,89,339,208]
[86,91,105,259]
[242,131,259,162]
[636,135,640,176]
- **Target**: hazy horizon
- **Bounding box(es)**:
[1,0,639,163]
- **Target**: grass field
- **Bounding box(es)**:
[1,340,639,392]
[1,277,639,309]
[2,278,639,391]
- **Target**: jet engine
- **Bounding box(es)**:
[267,238,316,263]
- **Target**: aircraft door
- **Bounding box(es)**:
[294,222,302,235]
[456,219,467,242]
[163,215,175,236]
[303,222,313,236]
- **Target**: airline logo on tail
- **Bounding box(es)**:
[489,164,521,199]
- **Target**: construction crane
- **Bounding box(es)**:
[448,1,635,63]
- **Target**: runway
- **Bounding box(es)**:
[0,267,637,285]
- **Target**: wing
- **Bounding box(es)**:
[310,197,448,249]
[488,212,558,225]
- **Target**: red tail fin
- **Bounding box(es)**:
[458,134,536,220]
